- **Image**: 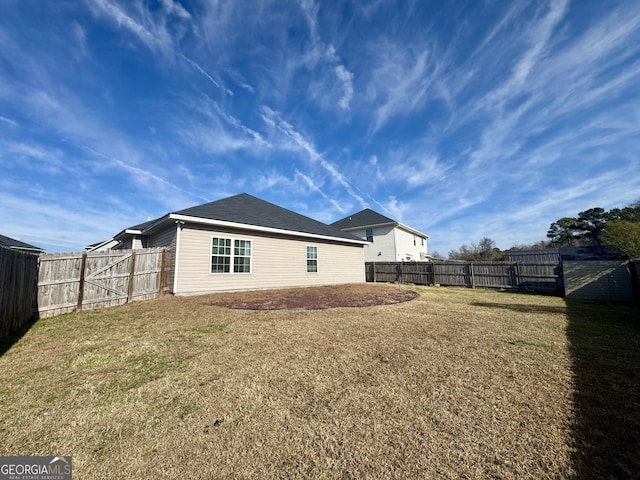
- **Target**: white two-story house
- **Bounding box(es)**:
[331,209,429,262]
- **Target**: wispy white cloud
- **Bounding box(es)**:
[160,0,191,20]
[224,67,255,93]
[365,43,438,132]
[88,0,193,57]
[260,106,367,208]
[297,0,355,110]
[0,116,18,127]
[485,0,569,108]
[181,54,233,95]
[381,149,451,188]
[295,169,345,212]
[90,0,166,51]
[335,65,354,110]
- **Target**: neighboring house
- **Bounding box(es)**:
[0,234,45,254]
[331,209,429,262]
[107,193,368,295]
[85,238,120,252]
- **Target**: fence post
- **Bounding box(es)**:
[469,262,475,288]
[127,251,137,303]
[514,262,520,290]
[76,253,88,312]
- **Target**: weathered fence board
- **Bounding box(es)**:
[0,246,40,338]
[37,248,170,318]
[632,260,640,303]
[366,261,562,295]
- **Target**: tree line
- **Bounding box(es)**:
[442,201,640,261]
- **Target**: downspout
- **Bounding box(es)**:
[173,220,185,294]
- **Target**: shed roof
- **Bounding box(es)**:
[559,245,628,261]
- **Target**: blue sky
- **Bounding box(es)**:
[1,0,639,255]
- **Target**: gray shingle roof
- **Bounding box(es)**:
[330,208,396,230]
[0,234,44,252]
[559,245,628,261]
[145,193,363,242]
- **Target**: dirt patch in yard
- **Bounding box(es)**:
[194,283,418,310]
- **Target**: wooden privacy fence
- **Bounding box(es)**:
[0,246,39,338]
[38,248,170,318]
[366,261,562,295]
[632,260,640,303]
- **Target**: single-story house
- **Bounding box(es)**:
[0,234,45,254]
[331,209,429,262]
[108,193,368,295]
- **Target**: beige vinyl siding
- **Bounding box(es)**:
[174,224,365,295]
[148,224,177,293]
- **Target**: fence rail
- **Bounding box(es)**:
[366,261,562,295]
[0,247,40,338]
[37,248,170,318]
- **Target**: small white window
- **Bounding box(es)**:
[307,245,318,273]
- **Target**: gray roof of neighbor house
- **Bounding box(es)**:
[117,193,366,244]
[0,234,45,253]
[331,208,395,230]
[331,208,429,239]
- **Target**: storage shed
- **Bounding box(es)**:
[560,246,633,302]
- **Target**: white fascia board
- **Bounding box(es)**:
[165,213,369,245]
[339,221,397,231]
[397,223,430,239]
[340,221,429,239]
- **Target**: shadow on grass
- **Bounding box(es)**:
[566,300,640,479]
[0,315,38,357]
[473,298,640,478]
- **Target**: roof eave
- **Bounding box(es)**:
[397,223,430,239]
[10,246,45,254]
[339,221,398,231]
[168,213,368,245]
[340,221,429,238]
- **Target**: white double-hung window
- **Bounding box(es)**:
[306,245,318,273]
[211,237,251,274]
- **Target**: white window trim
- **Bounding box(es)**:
[210,235,252,275]
[306,245,319,274]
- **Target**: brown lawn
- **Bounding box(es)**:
[0,283,638,479]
